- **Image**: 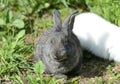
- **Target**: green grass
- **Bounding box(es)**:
[0,0,120,84]
[86,0,120,26]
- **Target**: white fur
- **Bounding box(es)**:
[73,12,120,62]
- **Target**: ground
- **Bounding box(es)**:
[64,54,120,84]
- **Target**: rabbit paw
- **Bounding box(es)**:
[55,74,67,79]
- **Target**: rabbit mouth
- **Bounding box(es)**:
[53,55,67,62]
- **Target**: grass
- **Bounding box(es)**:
[0,0,120,84]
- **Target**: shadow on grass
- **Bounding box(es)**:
[82,51,115,78]
[69,50,115,79]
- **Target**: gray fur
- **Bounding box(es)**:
[35,10,82,79]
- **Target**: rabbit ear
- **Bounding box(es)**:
[62,11,79,32]
[53,10,62,32]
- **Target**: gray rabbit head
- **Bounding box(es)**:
[44,10,80,61]
[35,10,82,79]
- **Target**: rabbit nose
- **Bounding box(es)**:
[56,50,67,56]
[55,49,67,61]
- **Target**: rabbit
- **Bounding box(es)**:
[35,10,83,79]
[73,12,120,62]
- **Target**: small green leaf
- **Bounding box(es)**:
[6,10,13,23]
[13,19,25,29]
[44,3,50,8]
[11,41,17,49]
[9,11,13,22]
[27,75,37,84]
[0,18,5,25]
[15,30,25,41]
[15,76,24,84]
[2,37,7,43]
[34,61,45,75]
[61,0,68,8]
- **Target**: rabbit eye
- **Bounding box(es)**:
[51,40,54,44]
[50,39,57,44]
[64,39,69,46]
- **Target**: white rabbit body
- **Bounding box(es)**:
[73,12,120,62]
